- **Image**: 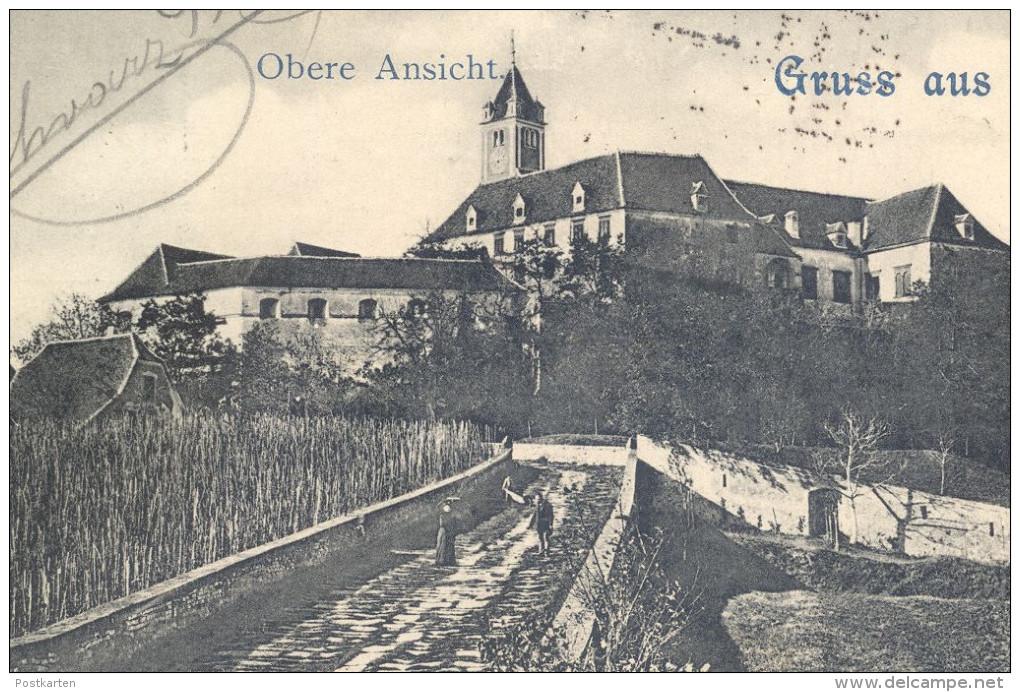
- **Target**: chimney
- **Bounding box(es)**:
[847,221,862,247]
[784,210,799,238]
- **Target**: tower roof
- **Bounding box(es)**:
[488,65,544,124]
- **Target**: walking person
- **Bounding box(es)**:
[435,497,460,566]
[529,492,554,554]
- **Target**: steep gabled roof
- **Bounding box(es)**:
[488,65,545,123]
[430,154,622,240]
[288,242,361,258]
[99,248,520,303]
[9,334,150,421]
[430,152,763,242]
[619,153,754,220]
[864,184,1009,252]
[724,180,871,251]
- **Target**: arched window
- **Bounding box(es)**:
[358,298,378,321]
[407,298,427,318]
[308,298,327,322]
[259,298,280,319]
[764,258,791,289]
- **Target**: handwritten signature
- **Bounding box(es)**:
[10,9,319,225]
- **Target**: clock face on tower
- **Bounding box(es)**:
[489,146,508,175]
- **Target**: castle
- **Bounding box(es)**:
[101,54,1009,350]
[428,58,1009,306]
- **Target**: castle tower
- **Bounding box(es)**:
[480,38,546,183]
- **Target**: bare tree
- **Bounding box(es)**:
[824,408,890,546]
[934,431,956,496]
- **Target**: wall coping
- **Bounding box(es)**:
[513,442,629,465]
[11,449,511,649]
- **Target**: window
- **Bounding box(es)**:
[493,232,506,256]
[785,210,800,238]
[522,128,538,148]
[492,129,505,147]
[358,298,378,321]
[141,373,157,403]
[571,218,585,242]
[722,474,727,488]
[827,223,849,249]
[308,298,327,321]
[513,193,526,223]
[954,213,974,240]
[572,182,586,213]
[407,298,427,318]
[598,216,611,242]
[894,265,912,298]
[259,298,280,319]
[765,258,791,289]
[920,506,929,520]
[513,229,525,252]
[690,181,707,213]
[466,205,477,232]
[865,274,880,301]
[832,270,852,304]
[801,266,818,299]
[543,224,556,247]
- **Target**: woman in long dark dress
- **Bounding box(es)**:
[435,499,458,566]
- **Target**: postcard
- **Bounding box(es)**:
[8,10,1010,680]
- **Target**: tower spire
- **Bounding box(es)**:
[511,30,516,66]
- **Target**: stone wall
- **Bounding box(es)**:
[552,446,640,661]
[10,450,519,672]
[636,437,1009,565]
[513,442,629,466]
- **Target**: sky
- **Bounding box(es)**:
[8,10,1010,346]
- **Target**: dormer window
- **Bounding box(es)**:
[466,205,478,232]
[785,210,800,238]
[513,193,526,224]
[482,101,495,122]
[826,222,848,249]
[572,182,586,213]
[690,181,708,213]
[954,213,974,240]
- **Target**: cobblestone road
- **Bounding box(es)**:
[197,461,622,672]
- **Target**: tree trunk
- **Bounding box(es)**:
[849,497,859,545]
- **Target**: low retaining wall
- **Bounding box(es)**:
[637,436,1010,565]
[11,450,518,672]
[513,443,628,466]
[551,445,640,662]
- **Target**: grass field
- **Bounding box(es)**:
[723,590,1009,672]
[10,411,491,637]
[728,533,1010,600]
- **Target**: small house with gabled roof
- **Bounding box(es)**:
[10,334,181,422]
